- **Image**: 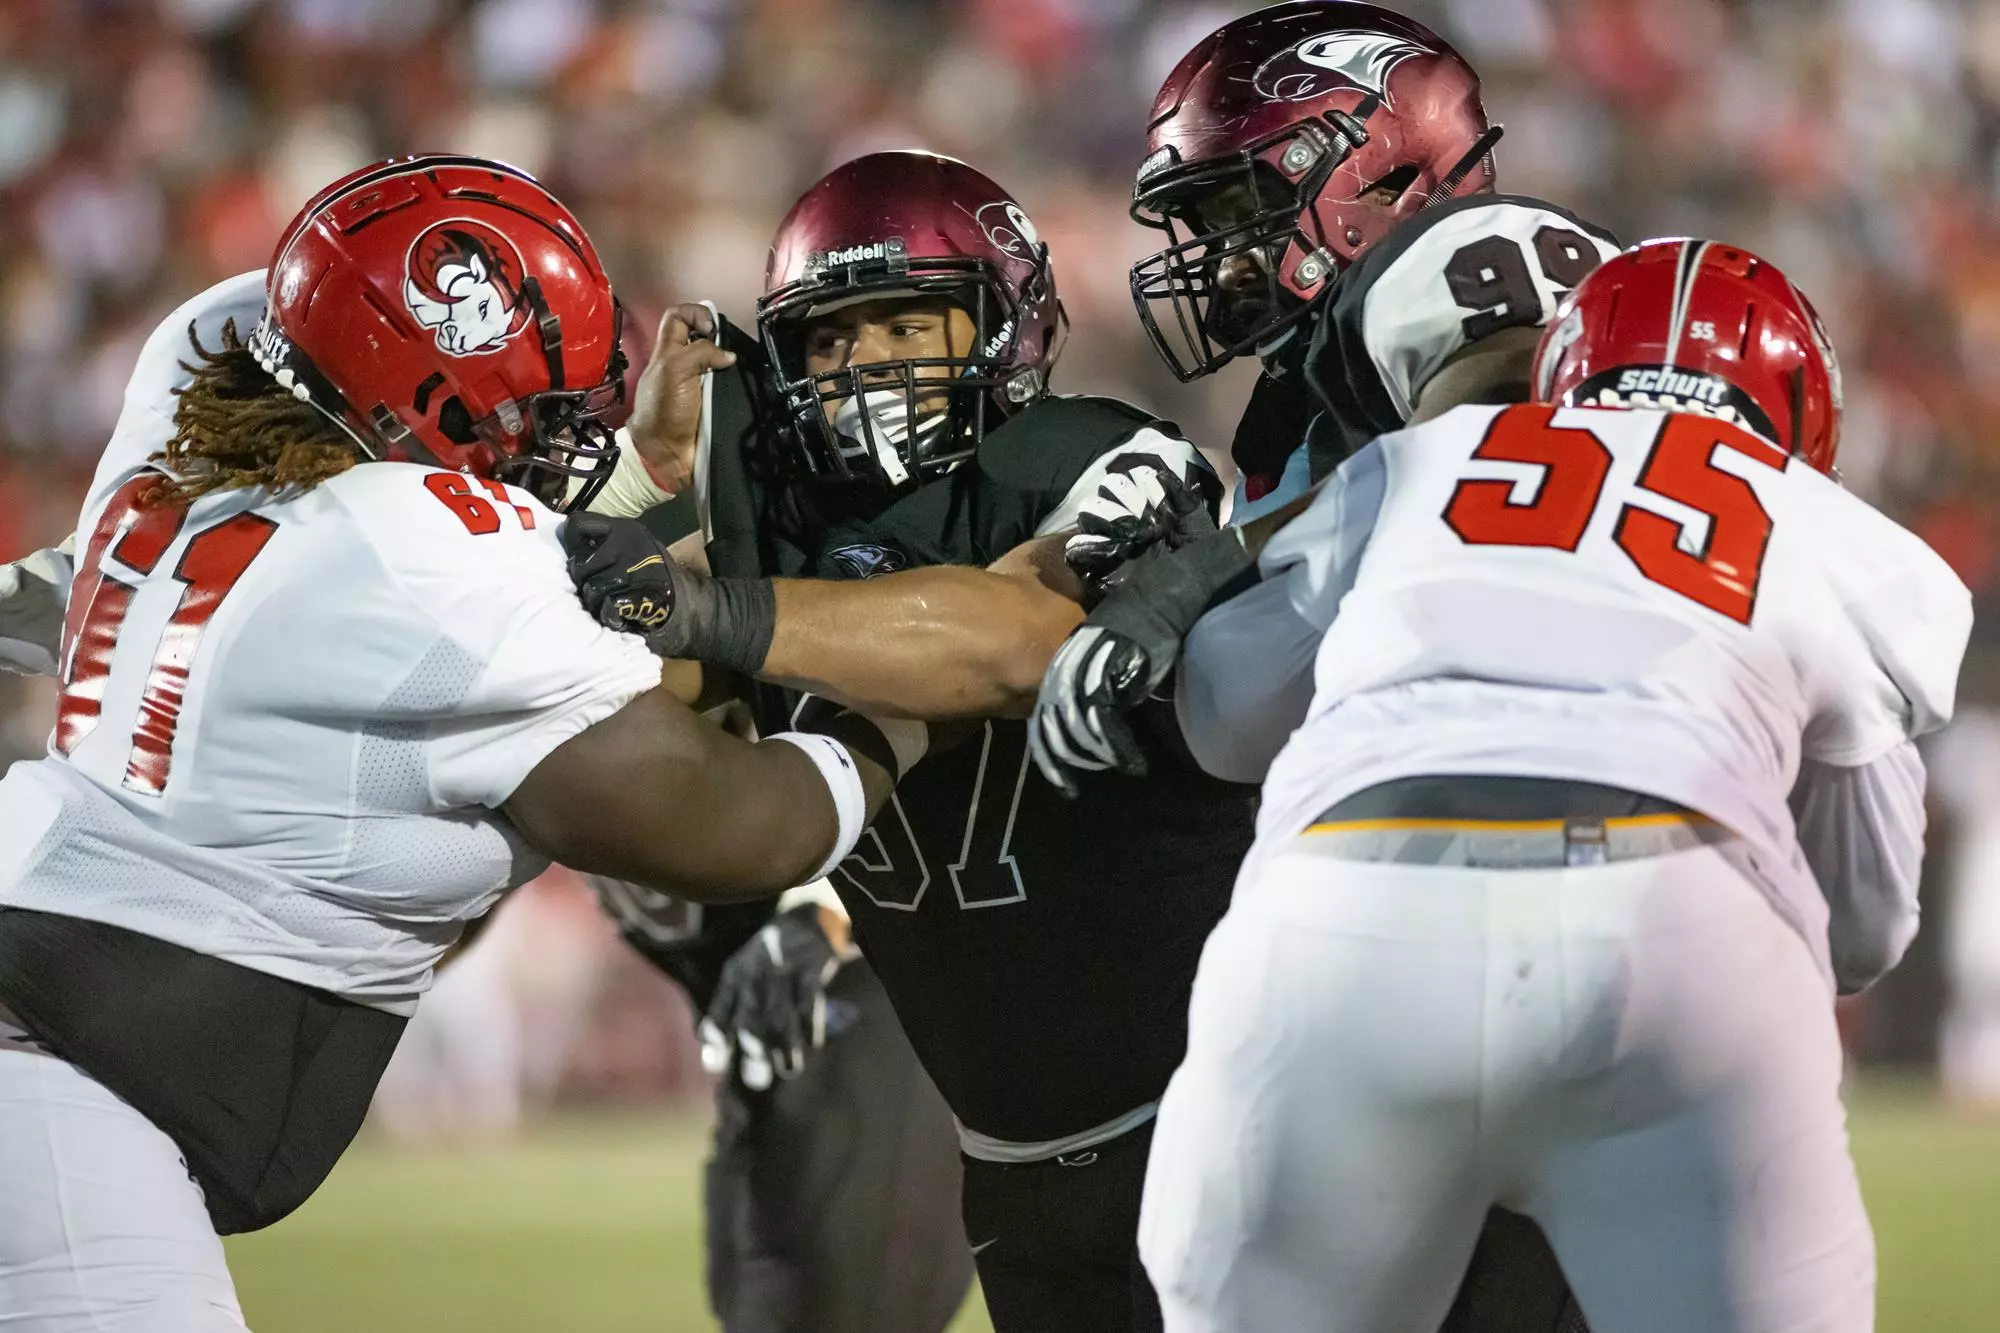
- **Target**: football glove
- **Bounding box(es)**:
[1062,465,1216,603]
[1029,523,1258,798]
[698,905,845,1093]
[562,512,775,673]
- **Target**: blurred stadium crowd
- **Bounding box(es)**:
[3,0,1999,1111]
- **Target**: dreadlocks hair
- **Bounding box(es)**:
[149,318,362,507]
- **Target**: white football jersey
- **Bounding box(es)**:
[0,275,662,1013]
[1177,402,1972,976]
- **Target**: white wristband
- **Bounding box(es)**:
[767,732,867,884]
[576,426,677,517]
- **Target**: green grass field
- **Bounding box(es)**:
[225,1082,1998,1332]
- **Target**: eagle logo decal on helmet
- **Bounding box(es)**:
[974,200,1041,260]
[403,218,531,356]
[1255,30,1431,104]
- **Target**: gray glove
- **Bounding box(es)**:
[1062,465,1216,605]
[1030,524,1257,797]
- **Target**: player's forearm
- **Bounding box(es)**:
[759,567,1083,719]
[1409,326,1542,423]
[507,689,892,903]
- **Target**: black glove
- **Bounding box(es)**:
[561,512,776,673]
[1062,465,1217,604]
[698,904,845,1092]
[1029,524,1258,797]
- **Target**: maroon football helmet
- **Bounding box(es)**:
[758,151,1065,490]
[1131,2,1500,380]
[249,154,626,511]
[1535,238,1844,474]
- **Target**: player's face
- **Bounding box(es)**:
[801,296,976,426]
[1183,170,1411,350]
[1177,175,1299,348]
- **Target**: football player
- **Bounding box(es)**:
[1027,240,1972,1332]
[576,138,1613,1332]
[1127,2,1621,1320]
[0,156,899,1332]
[1129,1,1618,511]
[571,149,1246,1333]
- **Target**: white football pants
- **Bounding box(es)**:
[0,1030,248,1332]
[1139,840,1873,1333]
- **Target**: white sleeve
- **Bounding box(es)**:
[1790,742,1929,995]
[1032,426,1216,536]
[1173,443,1389,783]
[1257,439,1390,629]
[0,536,74,676]
[1799,479,1973,763]
[1174,574,1324,784]
[336,468,664,811]
[425,526,664,809]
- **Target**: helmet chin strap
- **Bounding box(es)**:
[1421,124,1506,213]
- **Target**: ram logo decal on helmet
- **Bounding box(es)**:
[403,219,530,356]
[1256,31,1431,104]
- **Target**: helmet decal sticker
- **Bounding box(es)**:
[974,200,1040,259]
[403,218,531,356]
[1255,31,1432,104]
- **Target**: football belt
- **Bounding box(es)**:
[1297,811,1728,870]
[1300,775,1730,869]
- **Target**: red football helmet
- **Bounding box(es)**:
[248,154,626,511]
[1533,238,1843,474]
[1131,1,1499,380]
[758,150,1066,490]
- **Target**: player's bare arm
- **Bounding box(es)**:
[567,514,1084,719]
[567,456,1218,722]
[506,685,895,902]
[762,537,1084,718]
[1409,324,1544,422]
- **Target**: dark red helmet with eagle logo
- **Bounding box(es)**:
[757,150,1066,490]
[248,154,626,511]
[1130,2,1500,380]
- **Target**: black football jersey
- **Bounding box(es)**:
[683,352,1254,1143]
[1299,193,1620,476]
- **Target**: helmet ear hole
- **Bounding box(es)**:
[437,396,479,446]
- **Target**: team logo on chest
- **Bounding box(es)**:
[403,219,532,356]
[827,542,908,579]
